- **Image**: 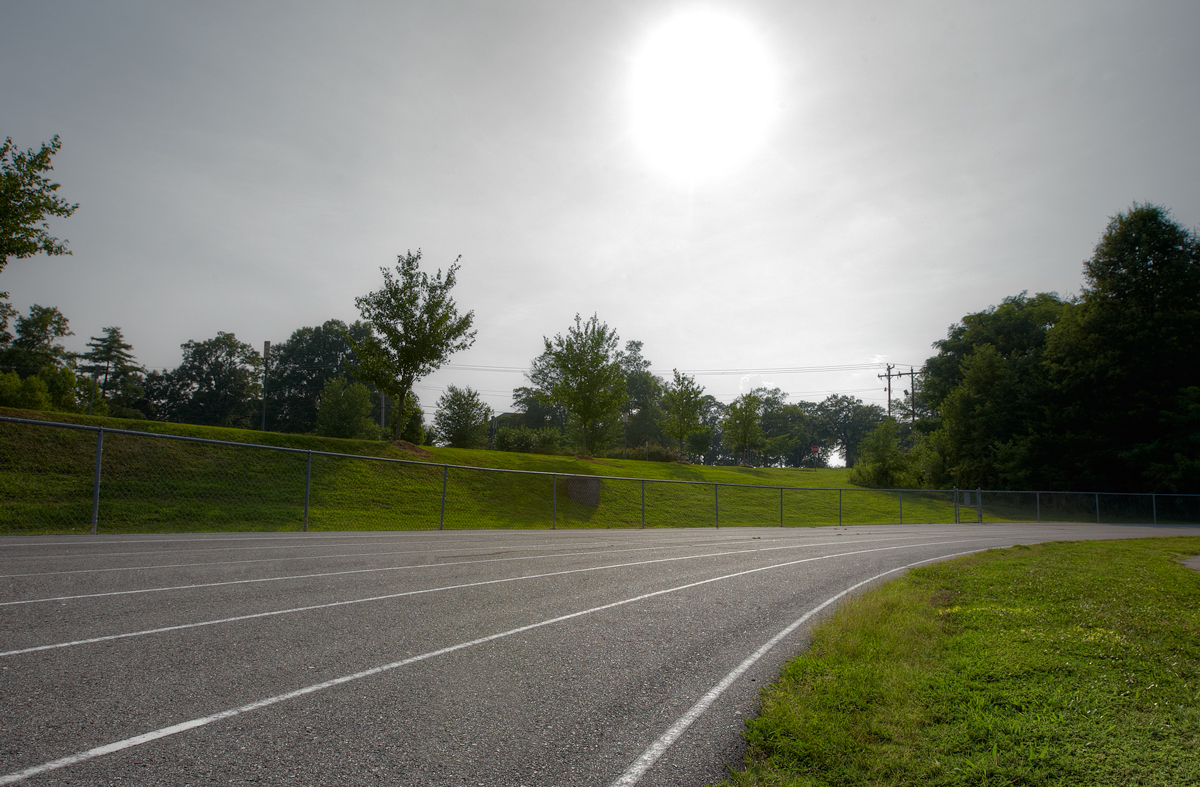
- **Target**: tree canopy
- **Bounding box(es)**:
[349,250,475,439]
[0,135,77,279]
[433,385,493,448]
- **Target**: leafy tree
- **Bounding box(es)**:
[659,369,706,453]
[848,419,911,488]
[266,320,370,434]
[349,250,475,439]
[315,377,379,440]
[154,332,262,427]
[1042,203,1200,491]
[620,340,665,449]
[82,326,141,402]
[721,393,765,464]
[510,385,568,432]
[528,313,626,455]
[0,304,74,375]
[816,394,886,467]
[0,135,77,284]
[433,384,493,448]
[0,370,50,409]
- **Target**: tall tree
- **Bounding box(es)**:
[529,313,625,455]
[0,135,78,285]
[816,394,886,467]
[433,385,493,448]
[155,332,262,427]
[349,250,475,439]
[0,304,74,376]
[82,327,140,400]
[721,393,765,464]
[315,377,378,440]
[266,319,369,434]
[659,369,706,453]
[620,340,665,449]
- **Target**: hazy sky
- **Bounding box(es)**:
[4,0,1198,421]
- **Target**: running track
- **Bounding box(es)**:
[1,522,1193,785]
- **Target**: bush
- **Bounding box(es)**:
[0,371,50,410]
[432,385,492,448]
[316,377,381,440]
[495,425,540,453]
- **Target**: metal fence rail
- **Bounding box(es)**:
[2,416,1198,535]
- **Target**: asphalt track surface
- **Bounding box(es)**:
[2,522,1194,786]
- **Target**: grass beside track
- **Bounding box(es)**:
[719,537,1200,787]
[3,407,1149,534]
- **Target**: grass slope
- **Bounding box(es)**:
[0,407,1127,534]
[721,537,1200,787]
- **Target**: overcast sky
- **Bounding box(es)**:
[4,0,1198,423]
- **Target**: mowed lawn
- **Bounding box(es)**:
[3,407,1005,534]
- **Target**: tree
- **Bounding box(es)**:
[349,250,476,439]
[0,304,75,383]
[659,369,706,453]
[816,394,886,467]
[82,327,140,401]
[433,385,493,448]
[0,136,77,284]
[266,320,369,434]
[315,377,379,439]
[529,313,626,455]
[721,393,765,464]
[620,340,665,449]
[155,332,262,427]
[848,419,911,488]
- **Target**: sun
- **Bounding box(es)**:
[630,9,777,183]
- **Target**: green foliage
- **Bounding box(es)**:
[528,313,626,455]
[349,250,475,439]
[0,370,49,409]
[816,394,886,467]
[495,425,541,453]
[394,390,426,445]
[659,369,706,453]
[81,326,143,409]
[315,377,379,440]
[0,303,74,375]
[721,393,765,463]
[848,419,911,487]
[723,538,1200,787]
[433,384,492,448]
[266,319,370,434]
[150,332,262,428]
[0,135,77,275]
[620,340,666,448]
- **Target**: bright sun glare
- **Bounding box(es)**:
[631,9,777,183]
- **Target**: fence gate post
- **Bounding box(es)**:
[90,428,104,535]
[714,484,719,528]
[303,451,311,532]
[552,474,557,530]
[640,479,645,529]
[439,465,448,530]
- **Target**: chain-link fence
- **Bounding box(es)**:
[2,416,1198,534]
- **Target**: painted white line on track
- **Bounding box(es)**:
[607,548,990,787]
[0,535,924,606]
[0,537,1004,785]
[0,537,965,657]
[0,536,781,578]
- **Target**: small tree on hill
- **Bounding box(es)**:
[349,250,475,440]
[433,384,493,448]
[659,369,705,453]
[315,377,379,439]
[721,393,765,464]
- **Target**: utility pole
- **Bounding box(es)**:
[903,367,918,425]
[877,363,897,418]
[261,341,270,431]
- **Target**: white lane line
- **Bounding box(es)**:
[0,537,948,656]
[0,535,921,606]
[0,538,1004,785]
[607,548,989,787]
[0,536,779,578]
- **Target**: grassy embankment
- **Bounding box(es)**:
[720,537,1200,787]
[1,407,1062,534]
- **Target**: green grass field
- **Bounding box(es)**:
[720,537,1200,787]
[2,407,1188,534]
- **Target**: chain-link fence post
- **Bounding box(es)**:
[899,489,904,525]
[439,465,448,530]
[976,488,983,523]
[779,487,784,527]
[1152,493,1157,524]
[90,427,104,535]
[1036,490,1040,523]
[552,473,556,530]
[640,479,645,528]
[838,488,843,526]
[303,451,311,532]
[1095,492,1100,524]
